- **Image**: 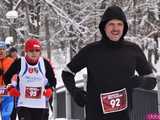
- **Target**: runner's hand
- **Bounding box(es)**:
[130,75,142,88]
[72,88,87,107]
[7,85,20,97]
[43,88,53,97]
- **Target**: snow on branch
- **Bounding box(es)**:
[13,0,22,10]
[45,0,89,35]
[145,19,160,31]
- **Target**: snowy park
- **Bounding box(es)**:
[0,0,160,120]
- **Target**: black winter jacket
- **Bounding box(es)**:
[62,39,156,120]
[62,6,156,120]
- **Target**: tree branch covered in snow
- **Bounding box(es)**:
[0,0,159,55]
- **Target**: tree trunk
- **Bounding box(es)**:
[45,15,51,59]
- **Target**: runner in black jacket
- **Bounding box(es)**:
[62,5,157,120]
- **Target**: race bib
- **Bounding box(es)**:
[25,87,42,99]
[100,88,128,114]
[0,87,8,96]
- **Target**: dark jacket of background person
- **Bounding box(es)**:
[62,6,156,120]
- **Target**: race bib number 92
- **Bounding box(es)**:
[100,88,128,114]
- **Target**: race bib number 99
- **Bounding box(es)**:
[100,88,128,114]
[25,87,42,99]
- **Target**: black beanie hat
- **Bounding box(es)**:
[9,47,17,53]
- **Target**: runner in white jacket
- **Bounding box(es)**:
[4,38,56,120]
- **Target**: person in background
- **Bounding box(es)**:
[62,5,157,120]
[0,41,14,120]
[4,38,56,120]
[8,47,19,61]
[7,47,19,120]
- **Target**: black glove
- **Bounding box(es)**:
[130,75,157,90]
[139,77,157,90]
[72,88,87,107]
[129,75,142,88]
